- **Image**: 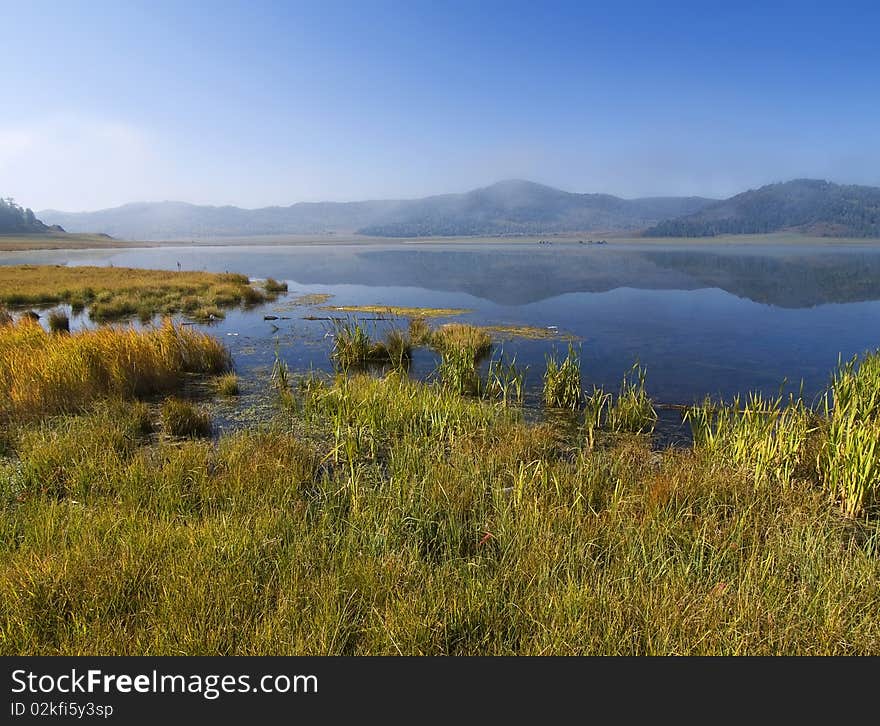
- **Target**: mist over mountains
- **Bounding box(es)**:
[36,178,880,241]
[38,181,715,240]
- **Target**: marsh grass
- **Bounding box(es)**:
[264,278,289,293]
[0,318,230,423]
[584,386,612,448]
[0,265,282,323]
[430,323,492,359]
[820,353,880,517]
[46,309,69,334]
[160,397,212,438]
[543,344,582,409]
[214,373,241,396]
[3,367,880,655]
[330,318,411,370]
[485,351,527,405]
[438,346,482,396]
[686,392,813,489]
[408,316,433,346]
[606,364,657,434]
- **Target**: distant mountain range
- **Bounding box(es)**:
[644,179,880,238]
[38,180,714,240]
[34,178,880,241]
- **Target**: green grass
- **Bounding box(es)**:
[2,365,880,655]
[543,344,582,409]
[430,323,492,359]
[819,353,880,517]
[160,397,212,438]
[4,325,880,655]
[606,364,657,434]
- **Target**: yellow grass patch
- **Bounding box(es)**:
[0,318,230,422]
[319,304,470,318]
[0,264,278,322]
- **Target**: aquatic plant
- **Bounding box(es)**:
[264,278,289,293]
[583,386,612,448]
[685,391,811,488]
[330,318,395,368]
[431,323,492,359]
[439,345,482,396]
[214,373,241,396]
[47,309,69,334]
[543,343,582,409]
[819,353,880,517]
[383,327,412,370]
[408,316,433,346]
[485,350,527,405]
[606,364,657,434]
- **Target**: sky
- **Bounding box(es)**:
[2,0,879,211]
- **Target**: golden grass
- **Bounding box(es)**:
[0,264,279,322]
[214,373,241,396]
[430,323,492,357]
[481,324,575,340]
[319,304,470,318]
[0,318,230,423]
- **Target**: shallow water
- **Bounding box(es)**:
[6,240,880,419]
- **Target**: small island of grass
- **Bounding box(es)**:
[319,304,471,318]
[0,264,286,323]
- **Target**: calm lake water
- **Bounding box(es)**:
[6,241,880,436]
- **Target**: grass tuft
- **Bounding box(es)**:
[543,343,582,409]
[47,309,70,334]
[160,397,212,438]
[214,373,241,397]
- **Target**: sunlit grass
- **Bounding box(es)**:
[542,343,582,409]
[3,364,880,655]
[160,397,212,438]
[0,264,281,322]
[0,318,230,423]
[431,323,492,358]
[214,373,241,396]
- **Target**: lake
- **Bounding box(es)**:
[5,240,880,439]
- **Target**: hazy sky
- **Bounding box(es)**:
[3,0,879,211]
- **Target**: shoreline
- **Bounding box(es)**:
[4,230,880,252]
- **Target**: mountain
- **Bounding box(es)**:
[356,180,714,237]
[39,180,716,240]
[0,197,60,234]
[644,179,880,238]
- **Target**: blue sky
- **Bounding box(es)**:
[3,0,879,210]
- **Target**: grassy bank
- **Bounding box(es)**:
[1,318,879,653]
[0,264,285,322]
